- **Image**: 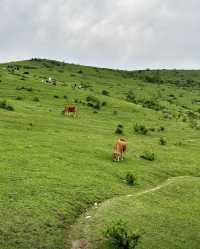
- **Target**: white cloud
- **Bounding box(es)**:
[0,0,199,69]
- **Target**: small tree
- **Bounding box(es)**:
[126,173,136,186]
[105,220,140,249]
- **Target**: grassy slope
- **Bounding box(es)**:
[0,59,200,249]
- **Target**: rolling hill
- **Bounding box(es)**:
[0,59,200,249]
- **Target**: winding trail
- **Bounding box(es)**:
[86,175,193,211]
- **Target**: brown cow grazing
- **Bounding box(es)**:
[63,106,77,117]
[112,138,128,162]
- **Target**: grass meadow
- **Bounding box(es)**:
[0,59,200,249]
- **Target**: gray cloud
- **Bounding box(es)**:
[0,0,200,69]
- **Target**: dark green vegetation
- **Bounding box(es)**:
[104,220,140,249]
[0,59,200,249]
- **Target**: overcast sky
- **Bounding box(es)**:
[0,0,199,69]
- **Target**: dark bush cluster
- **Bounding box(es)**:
[186,110,198,120]
[15,96,23,101]
[125,173,136,186]
[31,58,42,62]
[115,124,124,134]
[102,101,107,106]
[159,137,167,145]
[86,95,106,110]
[134,124,165,135]
[77,70,83,74]
[134,124,148,135]
[190,120,200,130]
[102,89,110,96]
[144,73,161,84]
[7,64,20,72]
[126,90,136,103]
[33,97,40,102]
[104,220,140,249]
[142,100,164,111]
[86,95,101,109]
[16,86,33,92]
[0,100,14,111]
[157,126,165,132]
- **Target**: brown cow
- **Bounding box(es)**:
[112,138,127,162]
[63,106,77,117]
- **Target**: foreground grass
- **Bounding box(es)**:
[69,176,200,249]
[0,59,200,249]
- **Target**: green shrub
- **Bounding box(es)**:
[86,95,101,110]
[144,73,161,84]
[86,95,99,103]
[16,86,33,92]
[102,101,107,106]
[160,137,167,145]
[0,100,14,111]
[102,90,110,96]
[157,126,165,132]
[94,102,101,110]
[126,90,136,103]
[196,108,200,113]
[77,70,83,74]
[115,127,123,134]
[190,120,200,130]
[113,110,118,115]
[27,87,33,92]
[15,96,23,100]
[134,124,148,135]
[115,124,124,134]
[6,105,15,111]
[126,173,136,186]
[104,220,140,249]
[140,151,155,161]
[142,100,163,111]
[33,97,39,102]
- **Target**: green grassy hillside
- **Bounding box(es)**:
[0,59,200,249]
